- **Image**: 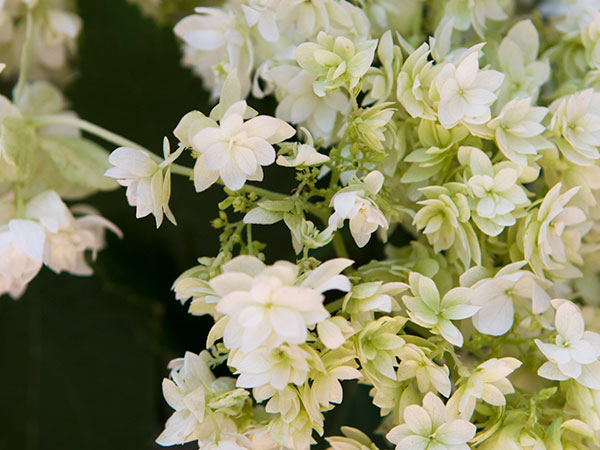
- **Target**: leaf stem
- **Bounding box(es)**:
[14,10,35,104]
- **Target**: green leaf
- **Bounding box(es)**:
[39,135,118,191]
[0,116,38,178]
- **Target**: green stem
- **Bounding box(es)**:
[14,10,34,104]
[333,233,349,259]
[30,114,194,177]
[326,298,344,313]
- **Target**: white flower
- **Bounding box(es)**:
[191,100,296,191]
[276,0,371,42]
[536,300,600,389]
[241,0,279,42]
[328,171,388,248]
[25,191,121,276]
[448,357,522,419]
[386,392,476,450]
[174,7,253,99]
[230,344,311,391]
[311,349,361,409]
[0,219,45,298]
[35,7,82,71]
[488,98,552,166]
[396,344,452,397]
[156,351,248,446]
[524,183,587,278]
[435,46,504,129]
[467,263,549,336]
[550,89,600,166]
[212,256,352,352]
[402,272,478,347]
[105,143,176,227]
[276,128,329,167]
[270,64,350,144]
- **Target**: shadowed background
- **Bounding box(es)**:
[0,1,382,448]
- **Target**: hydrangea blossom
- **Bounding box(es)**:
[402,272,478,347]
[536,301,600,389]
[386,392,476,450]
[435,46,504,129]
[328,171,388,248]
[211,256,352,352]
[191,100,296,191]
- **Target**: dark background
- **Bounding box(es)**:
[0,1,382,449]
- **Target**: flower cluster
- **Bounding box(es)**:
[6,0,600,449]
[139,0,600,448]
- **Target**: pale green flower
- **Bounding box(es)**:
[448,357,522,419]
[156,351,249,446]
[348,103,395,152]
[402,272,478,347]
[396,42,437,120]
[488,97,553,166]
[355,315,406,379]
[396,343,452,397]
[550,89,600,166]
[458,146,530,236]
[414,184,481,267]
[386,392,476,450]
[582,13,600,69]
[445,0,507,36]
[326,426,379,450]
[523,183,588,279]
[362,30,402,105]
[296,31,378,96]
[496,20,550,108]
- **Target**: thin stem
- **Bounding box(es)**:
[32,114,151,152]
[30,114,194,177]
[14,10,35,104]
[333,233,349,259]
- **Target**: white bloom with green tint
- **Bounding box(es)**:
[495,20,549,108]
[403,272,478,347]
[396,343,452,397]
[550,89,600,166]
[212,256,351,352]
[156,351,248,446]
[328,171,388,248]
[229,344,311,390]
[386,392,476,450]
[536,300,600,390]
[270,64,350,144]
[105,141,176,228]
[191,100,295,191]
[435,46,504,129]
[445,0,507,36]
[524,183,587,278]
[296,31,377,96]
[458,146,530,236]
[449,357,522,419]
[488,97,552,166]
